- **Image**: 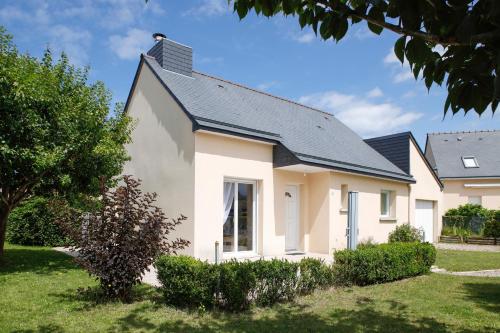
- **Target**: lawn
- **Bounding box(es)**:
[436,249,500,272]
[1,244,499,333]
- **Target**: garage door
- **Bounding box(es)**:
[415,200,434,243]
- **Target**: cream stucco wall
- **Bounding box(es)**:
[330,172,409,250]
[123,64,196,255]
[193,132,275,260]
[408,140,443,241]
[442,179,500,211]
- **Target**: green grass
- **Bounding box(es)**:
[436,249,500,272]
[1,244,499,332]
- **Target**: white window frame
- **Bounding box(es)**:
[380,190,391,217]
[222,178,258,257]
[462,156,479,168]
[468,196,482,205]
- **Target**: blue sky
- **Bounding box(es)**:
[1,0,499,147]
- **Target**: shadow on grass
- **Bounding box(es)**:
[48,283,164,311]
[0,247,79,275]
[11,323,65,333]
[463,282,500,314]
[110,298,494,333]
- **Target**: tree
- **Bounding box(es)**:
[55,176,189,301]
[230,0,500,116]
[0,27,132,255]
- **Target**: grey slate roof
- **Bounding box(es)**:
[365,132,411,174]
[142,55,414,182]
[425,130,500,179]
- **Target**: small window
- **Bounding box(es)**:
[462,156,479,168]
[468,196,482,205]
[340,184,348,210]
[380,190,391,217]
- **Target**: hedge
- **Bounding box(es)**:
[333,242,436,286]
[6,196,71,247]
[155,256,333,311]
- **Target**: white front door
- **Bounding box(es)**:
[415,200,434,243]
[285,185,299,251]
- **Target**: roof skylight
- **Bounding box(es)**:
[462,156,479,168]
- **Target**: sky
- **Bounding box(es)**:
[1,0,499,147]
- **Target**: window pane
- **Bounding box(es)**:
[223,182,235,252]
[380,192,388,216]
[238,183,253,251]
[468,196,481,205]
[463,157,477,168]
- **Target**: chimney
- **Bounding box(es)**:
[147,33,193,77]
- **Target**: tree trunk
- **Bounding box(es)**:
[0,203,11,257]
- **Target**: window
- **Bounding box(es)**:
[340,184,348,210]
[462,156,479,168]
[222,180,256,254]
[380,190,391,217]
[468,196,482,205]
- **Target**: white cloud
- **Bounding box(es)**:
[384,48,413,83]
[108,28,151,60]
[0,2,50,25]
[293,32,315,44]
[298,90,422,137]
[257,81,279,91]
[183,0,229,17]
[48,25,92,66]
[366,87,383,98]
[57,0,165,29]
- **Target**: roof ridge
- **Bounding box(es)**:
[428,129,500,135]
[192,70,335,118]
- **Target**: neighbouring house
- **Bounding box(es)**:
[123,35,441,261]
[425,130,500,211]
[365,132,443,242]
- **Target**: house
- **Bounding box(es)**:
[365,132,443,242]
[123,35,441,261]
[425,130,500,211]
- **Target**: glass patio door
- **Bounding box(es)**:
[222,180,256,254]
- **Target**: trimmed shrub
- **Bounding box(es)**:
[7,196,70,247]
[218,260,256,311]
[298,258,333,294]
[333,242,436,286]
[155,256,334,311]
[253,259,300,306]
[156,255,217,308]
[388,224,423,243]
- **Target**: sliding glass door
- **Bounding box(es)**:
[222,179,256,254]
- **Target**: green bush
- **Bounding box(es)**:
[445,204,492,219]
[6,196,70,247]
[388,224,423,243]
[298,258,333,294]
[333,242,436,286]
[217,260,256,311]
[155,256,334,311]
[253,259,300,306]
[155,255,217,308]
[483,211,500,238]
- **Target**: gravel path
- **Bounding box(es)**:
[53,247,161,287]
[436,243,500,252]
[431,266,500,277]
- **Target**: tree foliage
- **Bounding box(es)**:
[230,0,500,116]
[0,27,132,255]
[55,176,190,301]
